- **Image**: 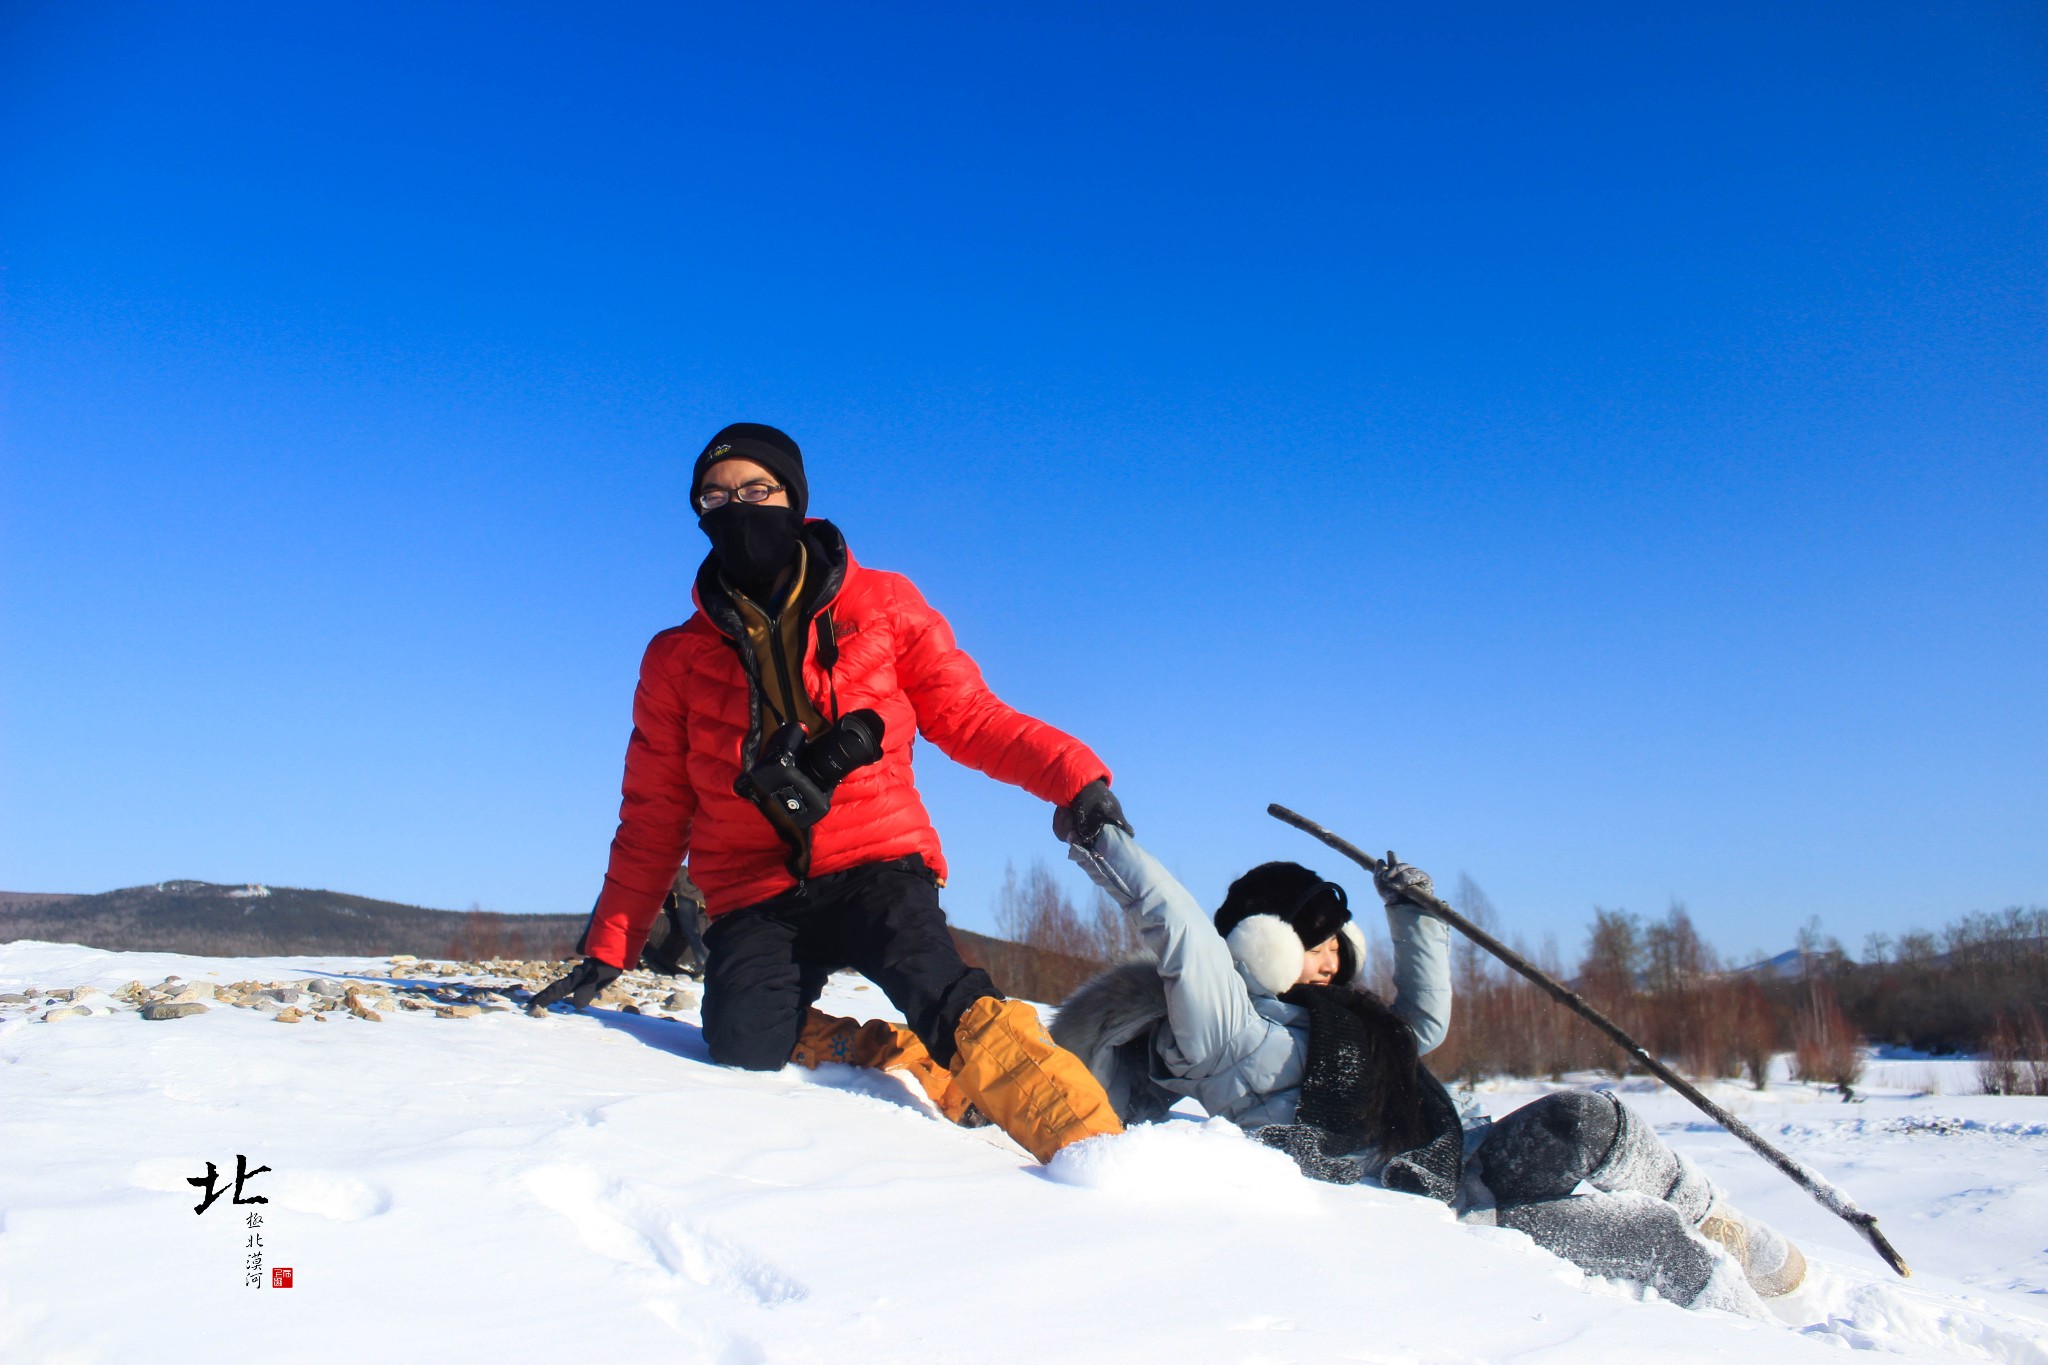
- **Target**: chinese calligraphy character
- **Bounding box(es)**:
[187,1155,271,1215]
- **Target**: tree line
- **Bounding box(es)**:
[983,859,2048,1095]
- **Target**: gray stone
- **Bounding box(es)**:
[142,1002,209,1020]
[309,979,347,998]
[0,993,32,1004]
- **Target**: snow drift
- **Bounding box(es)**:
[3,940,2046,1363]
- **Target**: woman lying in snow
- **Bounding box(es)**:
[1051,824,1808,1318]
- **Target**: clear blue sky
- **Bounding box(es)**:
[3,1,2043,962]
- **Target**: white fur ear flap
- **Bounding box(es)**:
[1339,921,1369,985]
[1226,914,1306,997]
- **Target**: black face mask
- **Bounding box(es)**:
[700,503,803,600]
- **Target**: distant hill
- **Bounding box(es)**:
[0,880,1095,991]
[0,880,586,960]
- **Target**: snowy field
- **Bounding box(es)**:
[4,940,2046,1364]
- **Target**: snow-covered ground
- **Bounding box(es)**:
[4,940,2046,1364]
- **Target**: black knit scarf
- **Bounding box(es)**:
[1280,984,1465,1202]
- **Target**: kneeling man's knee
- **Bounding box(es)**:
[703,1005,801,1072]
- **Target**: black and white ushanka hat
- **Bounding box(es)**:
[1213,872,1370,997]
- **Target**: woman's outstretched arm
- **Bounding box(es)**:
[1066,827,1270,1077]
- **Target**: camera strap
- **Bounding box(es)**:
[814,610,841,722]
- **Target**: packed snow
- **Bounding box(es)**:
[3,939,2046,1363]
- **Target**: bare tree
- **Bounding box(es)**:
[985,859,1136,1002]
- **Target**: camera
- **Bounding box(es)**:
[733,709,886,834]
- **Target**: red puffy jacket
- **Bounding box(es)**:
[582,522,1109,968]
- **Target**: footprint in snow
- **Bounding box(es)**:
[521,1163,806,1307]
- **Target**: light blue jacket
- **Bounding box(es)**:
[1061,826,1452,1129]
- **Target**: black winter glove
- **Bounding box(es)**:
[1052,777,1132,846]
[527,958,623,1014]
[1371,852,1437,912]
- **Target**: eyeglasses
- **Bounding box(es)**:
[697,480,786,511]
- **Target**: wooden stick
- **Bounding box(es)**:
[1268,802,1911,1278]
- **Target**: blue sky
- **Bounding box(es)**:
[3,1,2043,960]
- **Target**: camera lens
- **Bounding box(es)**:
[805,709,885,789]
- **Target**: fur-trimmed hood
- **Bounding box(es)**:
[1051,960,1167,1070]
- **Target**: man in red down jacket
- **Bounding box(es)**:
[530,422,1127,1162]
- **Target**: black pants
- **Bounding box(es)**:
[699,856,1000,1072]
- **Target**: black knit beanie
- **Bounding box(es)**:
[692,423,808,519]
[1214,861,1352,950]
